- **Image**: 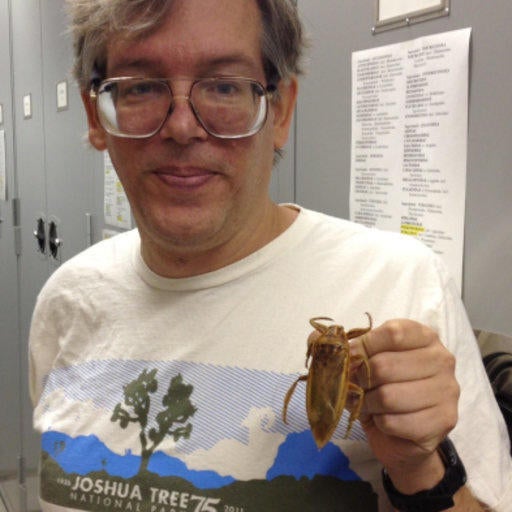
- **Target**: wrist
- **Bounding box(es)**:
[384,450,445,495]
[382,438,467,512]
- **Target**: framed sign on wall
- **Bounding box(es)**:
[373,0,450,33]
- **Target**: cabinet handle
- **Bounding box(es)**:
[48,220,62,259]
[33,217,46,253]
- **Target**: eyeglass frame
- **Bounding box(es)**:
[88,76,278,140]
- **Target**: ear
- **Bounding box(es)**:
[81,90,107,151]
[271,77,298,150]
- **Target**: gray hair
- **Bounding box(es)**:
[66,0,307,90]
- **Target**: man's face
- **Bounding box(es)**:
[84,0,296,269]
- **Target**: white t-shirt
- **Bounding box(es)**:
[29,206,512,511]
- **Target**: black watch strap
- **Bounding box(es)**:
[382,438,467,512]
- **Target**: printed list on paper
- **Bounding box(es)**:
[350,28,471,292]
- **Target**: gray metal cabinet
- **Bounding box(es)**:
[1,1,103,509]
[11,3,49,481]
[0,0,21,480]
[13,0,100,470]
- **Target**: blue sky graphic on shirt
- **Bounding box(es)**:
[40,359,366,486]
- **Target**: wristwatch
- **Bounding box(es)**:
[382,438,467,512]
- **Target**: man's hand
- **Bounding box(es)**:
[351,319,460,494]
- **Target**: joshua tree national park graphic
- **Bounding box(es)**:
[38,364,379,510]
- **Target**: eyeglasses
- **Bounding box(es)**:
[89,76,277,139]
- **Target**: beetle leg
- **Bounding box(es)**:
[351,353,372,389]
[344,381,366,438]
[346,312,373,340]
[282,374,308,424]
[309,317,334,334]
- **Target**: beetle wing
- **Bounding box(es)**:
[306,346,350,448]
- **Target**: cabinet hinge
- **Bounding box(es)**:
[85,212,93,247]
[18,455,26,485]
[11,198,20,227]
[12,198,22,255]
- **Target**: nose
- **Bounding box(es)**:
[158,94,208,144]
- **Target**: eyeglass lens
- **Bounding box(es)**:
[96,78,269,139]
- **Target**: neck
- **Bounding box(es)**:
[140,203,298,278]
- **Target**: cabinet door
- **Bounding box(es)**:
[0,0,21,476]
[10,0,48,476]
[13,0,103,475]
[41,2,98,261]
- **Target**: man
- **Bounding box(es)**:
[29,1,511,511]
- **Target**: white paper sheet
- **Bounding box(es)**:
[350,28,471,292]
[103,152,132,230]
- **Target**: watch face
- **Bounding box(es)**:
[382,438,467,512]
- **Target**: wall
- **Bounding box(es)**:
[295,0,512,336]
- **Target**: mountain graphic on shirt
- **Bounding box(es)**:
[38,366,379,509]
[40,430,378,511]
[43,366,362,486]
[42,429,360,486]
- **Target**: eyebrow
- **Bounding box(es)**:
[107,57,161,77]
[200,54,261,75]
[107,53,262,78]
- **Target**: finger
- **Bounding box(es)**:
[363,344,456,388]
[366,404,458,445]
[351,319,440,359]
[363,374,460,415]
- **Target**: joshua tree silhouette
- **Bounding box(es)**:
[111,369,197,473]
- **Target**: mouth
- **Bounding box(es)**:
[152,166,218,189]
